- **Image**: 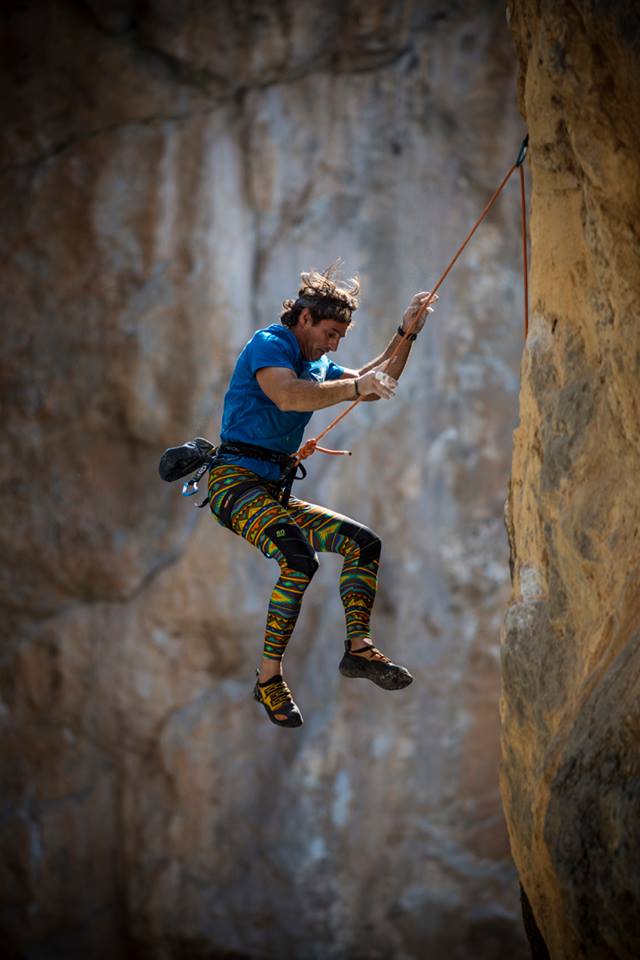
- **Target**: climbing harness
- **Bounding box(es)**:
[158,437,306,508]
[160,134,529,506]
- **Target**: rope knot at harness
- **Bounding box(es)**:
[296,437,352,461]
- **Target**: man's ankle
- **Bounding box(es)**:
[346,638,373,653]
[258,661,283,684]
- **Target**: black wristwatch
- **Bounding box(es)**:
[397,324,418,342]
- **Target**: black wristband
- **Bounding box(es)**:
[397,324,417,342]
[354,379,360,398]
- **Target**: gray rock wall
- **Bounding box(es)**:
[1,2,526,957]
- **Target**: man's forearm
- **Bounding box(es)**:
[356,328,413,378]
[279,376,358,412]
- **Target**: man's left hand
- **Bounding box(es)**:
[401,290,438,336]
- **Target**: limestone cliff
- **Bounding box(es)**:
[502,1,640,958]
[1,2,526,957]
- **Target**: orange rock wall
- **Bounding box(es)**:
[502,1,640,957]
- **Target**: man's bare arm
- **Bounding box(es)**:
[353,327,413,379]
[256,293,436,411]
[256,366,395,412]
[342,291,437,381]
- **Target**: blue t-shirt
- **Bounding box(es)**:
[218,324,345,480]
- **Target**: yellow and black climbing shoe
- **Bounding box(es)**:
[339,643,413,691]
[253,674,304,728]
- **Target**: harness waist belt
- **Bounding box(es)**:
[217,440,294,467]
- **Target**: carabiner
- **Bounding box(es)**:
[515,134,529,167]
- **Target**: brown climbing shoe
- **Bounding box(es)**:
[253,673,303,728]
[339,642,413,690]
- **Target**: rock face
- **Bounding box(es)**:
[1,2,527,958]
[501,1,640,958]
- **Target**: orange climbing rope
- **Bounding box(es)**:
[294,135,530,467]
[519,159,529,337]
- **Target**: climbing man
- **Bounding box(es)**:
[208,265,435,727]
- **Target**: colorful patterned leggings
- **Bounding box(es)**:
[208,464,381,663]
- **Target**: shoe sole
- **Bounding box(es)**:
[339,655,413,691]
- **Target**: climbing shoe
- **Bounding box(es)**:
[253,673,303,728]
[339,643,413,690]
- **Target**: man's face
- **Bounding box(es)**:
[296,310,349,361]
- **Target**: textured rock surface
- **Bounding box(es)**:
[502,1,640,958]
[1,2,526,957]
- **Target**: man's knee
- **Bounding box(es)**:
[337,520,381,565]
[264,522,319,579]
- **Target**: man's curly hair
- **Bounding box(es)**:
[280,262,360,328]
